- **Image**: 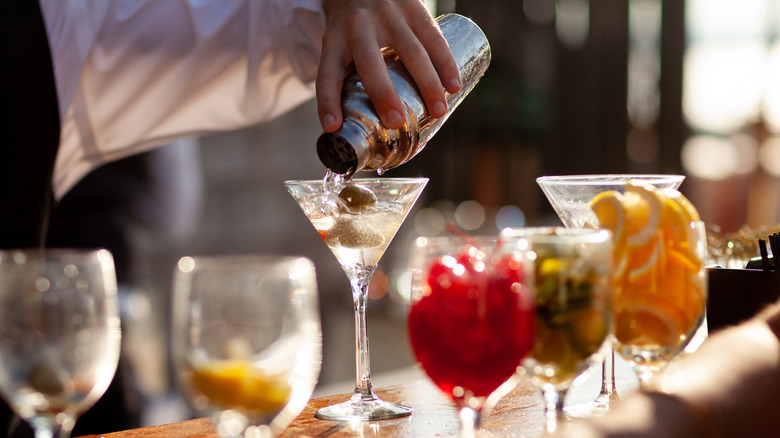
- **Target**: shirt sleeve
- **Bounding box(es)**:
[40,0,325,200]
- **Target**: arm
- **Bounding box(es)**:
[46,0,457,199]
[315,0,462,132]
[46,0,326,199]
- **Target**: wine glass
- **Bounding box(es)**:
[171,255,321,437]
[500,227,613,433]
[407,235,535,436]
[285,177,427,421]
[613,219,707,388]
[0,248,121,438]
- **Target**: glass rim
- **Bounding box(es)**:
[536,174,685,186]
[0,248,114,263]
[500,226,612,244]
[412,234,496,246]
[0,247,109,255]
[174,254,314,272]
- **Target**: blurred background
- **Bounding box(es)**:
[100,0,780,426]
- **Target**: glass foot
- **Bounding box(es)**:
[315,393,412,421]
[565,389,620,418]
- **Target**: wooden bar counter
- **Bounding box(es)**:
[77,377,551,438]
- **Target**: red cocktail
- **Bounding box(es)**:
[408,237,534,433]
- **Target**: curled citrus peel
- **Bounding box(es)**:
[589,182,705,350]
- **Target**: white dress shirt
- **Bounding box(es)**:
[40,0,325,199]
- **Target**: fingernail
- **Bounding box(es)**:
[323,113,336,130]
[432,101,446,117]
[448,77,461,90]
[386,109,403,127]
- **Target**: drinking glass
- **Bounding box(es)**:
[611,220,708,389]
[285,177,427,421]
[408,236,535,436]
[0,248,121,438]
[171,255,322,437]
[501,227,613,433]
[536,174,685,410]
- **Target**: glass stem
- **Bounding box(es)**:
[34,426,65,438]
[458,406,481,438]
[598,349,619,402]
[346,264,377,400]
[636,368,657,391]
[542,385,567,434]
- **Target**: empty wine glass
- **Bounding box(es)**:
[408,236,535,437]
[501,227,613,433]
[171,255,321,438]
[0,248,121,438]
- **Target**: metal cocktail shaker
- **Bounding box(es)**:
[316,13,491,176]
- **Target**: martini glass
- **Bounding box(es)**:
[284,177,427,421]
[536,174,684,412]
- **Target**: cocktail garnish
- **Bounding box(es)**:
[338,183,377,213]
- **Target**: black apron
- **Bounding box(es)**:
[0,0,61,249]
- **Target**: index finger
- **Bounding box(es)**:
[407,9,461,94]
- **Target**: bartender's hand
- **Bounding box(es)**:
[316,0,462,132]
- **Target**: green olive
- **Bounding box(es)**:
[338,184,377,213]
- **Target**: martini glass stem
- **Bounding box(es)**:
[347,264,377,400]
[596,349,619,406]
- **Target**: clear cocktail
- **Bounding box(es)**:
[285,177,427,421]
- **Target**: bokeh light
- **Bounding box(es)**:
[681,135,759,180]
[760,136,780,177]
[495,205,526,230]
[414,207,446,236]
[455,200,486,231]
[683,43,765,134]
[681,136,738,180]
[368,269,389,300]
[395,270,412,304]
[556,0,590,50]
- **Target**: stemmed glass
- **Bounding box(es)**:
[500,227,613,433]
[615,219,708,388]
[536,174,685,409]
[285,177,427,421]
[536,174,685,412]
[171,255,322,437]
[0,248,121,438]
[407,236,535,436]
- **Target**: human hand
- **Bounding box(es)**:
[316,0,462,132]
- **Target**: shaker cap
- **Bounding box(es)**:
[316,119,372,175]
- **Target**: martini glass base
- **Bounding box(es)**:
[564,392,621,418]
[315,391,412,421]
